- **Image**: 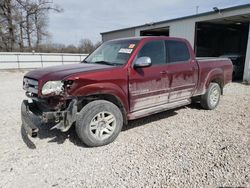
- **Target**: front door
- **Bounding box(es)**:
[128,40,170,112]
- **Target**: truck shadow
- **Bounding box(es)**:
[122,109,178,132]
[21,123,83,149]
[232,79,250,85]
[21,104,201,149]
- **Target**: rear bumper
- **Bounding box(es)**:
[21,100,40,137]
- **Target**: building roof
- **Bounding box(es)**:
[101,3,250,35]
[107,36,181,42]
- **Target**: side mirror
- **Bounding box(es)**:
[134,57,152,68]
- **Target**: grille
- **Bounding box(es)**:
[23,77,38,94]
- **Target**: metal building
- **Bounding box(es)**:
[101,4,250,83]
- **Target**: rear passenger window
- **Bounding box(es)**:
[137,40,166,65]
[167,41,190,63]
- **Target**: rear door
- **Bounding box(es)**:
[165,40,198,102]
[128,40,171,112]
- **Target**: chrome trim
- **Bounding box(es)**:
[23,78,38,94]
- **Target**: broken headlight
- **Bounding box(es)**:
[42,81,64,95]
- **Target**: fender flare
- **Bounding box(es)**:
[203,68,224,93]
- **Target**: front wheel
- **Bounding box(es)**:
[200,83,221,110]
[76,100,123,147]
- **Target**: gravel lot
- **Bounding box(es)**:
[0,71,249,188]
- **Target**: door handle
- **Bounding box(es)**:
[160,71,167,75]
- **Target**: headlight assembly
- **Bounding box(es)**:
[42,81,64,95]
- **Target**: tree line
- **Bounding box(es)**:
[0,0,100,53]
[39,39,102,54]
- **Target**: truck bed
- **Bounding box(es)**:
[196,57,229,61]
[194,57,233,96]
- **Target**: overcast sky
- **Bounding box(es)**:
[48,0,249,45]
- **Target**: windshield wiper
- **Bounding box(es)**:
[94,61,116,66]
[82,60,88,63]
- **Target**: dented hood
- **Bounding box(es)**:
[24,63,111,82]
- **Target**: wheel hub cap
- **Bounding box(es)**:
[210,87,219,106]
[90,111,116,140]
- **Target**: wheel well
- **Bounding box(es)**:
[78,94,128,125]
[210,78,224,94]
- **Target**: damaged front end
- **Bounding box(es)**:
[21,77,78,137]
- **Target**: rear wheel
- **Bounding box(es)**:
[76,100,123,147]
[201,83,221,110]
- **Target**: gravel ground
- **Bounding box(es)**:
[0,71,249,188]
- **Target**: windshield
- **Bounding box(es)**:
[84,40,138,66]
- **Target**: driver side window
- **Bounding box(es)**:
[137,40,166,65]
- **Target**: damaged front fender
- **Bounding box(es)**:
[49,99,78,132]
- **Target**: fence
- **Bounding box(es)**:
[0,52,88,69]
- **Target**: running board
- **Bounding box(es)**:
[128,99,191,120]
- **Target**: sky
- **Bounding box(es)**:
[48,0,249,45]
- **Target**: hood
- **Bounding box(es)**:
[24,63,112,81]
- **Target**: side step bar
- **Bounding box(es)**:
[128,99,191,120]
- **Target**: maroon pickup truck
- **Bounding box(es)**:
[22,36,233,147]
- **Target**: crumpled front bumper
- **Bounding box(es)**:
[21,99,78,137]
[21,100,40,137]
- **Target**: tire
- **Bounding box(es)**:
[76,100,123,147]
[200,83,221,110]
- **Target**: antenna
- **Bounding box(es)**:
[196,6,199,14]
